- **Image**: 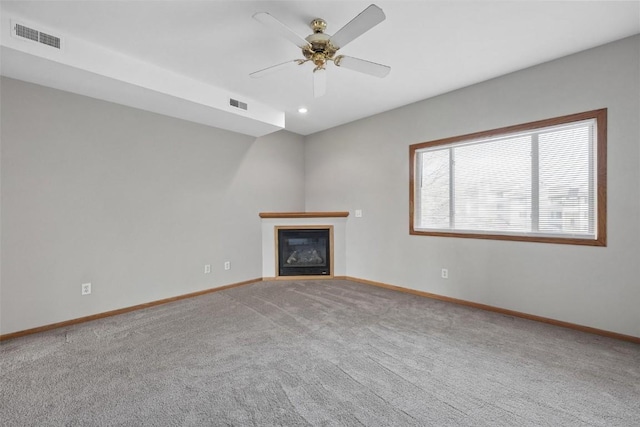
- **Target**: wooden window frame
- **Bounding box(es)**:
[409,109,607,246]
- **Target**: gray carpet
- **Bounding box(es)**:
[1,279,639,426]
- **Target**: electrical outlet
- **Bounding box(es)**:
[224,261,230,270]
[355,209,363,217]
[441,268,449,279]
[81,283,91,295]
[204,264,211,274]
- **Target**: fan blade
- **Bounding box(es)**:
[313,68,327,97]
[334,55,390,78]
[253,12,310,49]
[329,4,385,49]
[250,60,300,78]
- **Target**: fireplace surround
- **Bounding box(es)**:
[259,212,348,280]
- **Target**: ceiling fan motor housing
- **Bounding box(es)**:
[304,19,337,69]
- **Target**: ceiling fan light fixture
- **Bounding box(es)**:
[298,107,308,114]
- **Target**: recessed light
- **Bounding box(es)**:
[298,107,308,114]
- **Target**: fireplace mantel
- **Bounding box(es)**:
[259,211,349,219]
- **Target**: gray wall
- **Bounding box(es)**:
[2,35,639,338]
[0,77,305,334]
[305,35,640,337]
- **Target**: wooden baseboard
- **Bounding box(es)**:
[0,278,263,342]
[345,276,640,344]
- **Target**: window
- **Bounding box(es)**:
[410,109,607,246]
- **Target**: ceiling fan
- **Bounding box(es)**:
[250,4,391,97]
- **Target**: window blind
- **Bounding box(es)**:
[415,119,598,240]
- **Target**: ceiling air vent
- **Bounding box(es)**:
[39,32,61,49]
[12,21,62,50]
[229,98,248,111]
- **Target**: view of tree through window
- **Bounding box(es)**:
[410,109,606,246]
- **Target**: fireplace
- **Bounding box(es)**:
[276,226,332,277]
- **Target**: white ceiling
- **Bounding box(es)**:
[1,1,639,136]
